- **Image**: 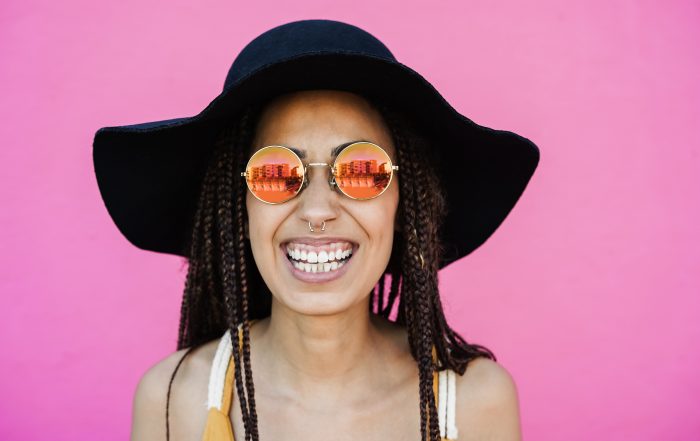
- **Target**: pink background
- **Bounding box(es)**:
[2,1,698,440]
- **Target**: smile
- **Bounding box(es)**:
[286,242,353,273]
[280,239,357,282]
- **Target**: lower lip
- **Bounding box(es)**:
[281,246,356,283]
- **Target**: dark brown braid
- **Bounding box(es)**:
[233,111,260,441]
[170,99,495,441]
[378,104,498,440]
[215,118,253,441]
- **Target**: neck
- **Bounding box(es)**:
[255,298,391,404]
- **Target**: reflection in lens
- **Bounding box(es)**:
[334,142,393,199]
[245,146,303,203]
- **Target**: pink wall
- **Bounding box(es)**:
[2,1,698,440]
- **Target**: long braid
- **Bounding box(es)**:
[408,121,443,441]
[178,126,231,349]
[234,110,260,441]
[376,102,498,440]
[394,117,439,441]
[383,269,402,320]
[217,117,257,440]
[376,273,386,314]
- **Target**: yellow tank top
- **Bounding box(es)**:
[201,321,459,440]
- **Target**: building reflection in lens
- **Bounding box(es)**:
[335,158,391,199]
[248,162,302,202]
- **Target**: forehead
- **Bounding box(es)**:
[251,90,395,158]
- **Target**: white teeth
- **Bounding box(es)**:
[286,242,354,268]
[292,259,346,273]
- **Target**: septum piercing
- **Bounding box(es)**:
[309,221,326,232]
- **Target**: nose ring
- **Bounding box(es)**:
[309,221,326,232]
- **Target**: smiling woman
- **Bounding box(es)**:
[93,19,539,441]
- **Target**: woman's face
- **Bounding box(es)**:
[246,90,399,316]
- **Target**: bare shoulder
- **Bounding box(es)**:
[454,357,522,441]
[131,337,221,441]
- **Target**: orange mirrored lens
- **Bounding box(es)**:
[245,146,304,203]
[333,142,394,200]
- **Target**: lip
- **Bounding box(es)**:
[280,239,357,283]
[281,236,359,247]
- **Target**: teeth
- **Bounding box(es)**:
[292,258,346,273]
[286,242,354,264]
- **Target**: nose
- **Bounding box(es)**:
[298,164,339,228]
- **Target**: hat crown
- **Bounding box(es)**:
[223,19,396,91]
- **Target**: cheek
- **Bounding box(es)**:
[383,182,400,248]
[383,176,400,228]
[353,191,399,244]
[245,194,293,251]
[245,195,274,250]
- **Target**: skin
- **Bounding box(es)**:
[131,90,522,441]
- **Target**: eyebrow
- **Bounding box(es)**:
[287,140,369,160]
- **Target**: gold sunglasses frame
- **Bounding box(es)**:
[240,141,399,205]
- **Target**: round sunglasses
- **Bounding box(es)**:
[240,141,399,204]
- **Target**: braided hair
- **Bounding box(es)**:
[170,100,496,441]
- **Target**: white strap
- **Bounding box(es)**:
[438,370,447,437]
[438,369,459,439]
[206,329,232,410]
[446,369,459,439]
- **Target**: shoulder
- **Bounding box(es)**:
[131,338,221,441]
[453,357,522,441]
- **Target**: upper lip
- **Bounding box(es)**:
[282,237,358,247]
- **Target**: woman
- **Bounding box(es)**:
[93,19,539,441]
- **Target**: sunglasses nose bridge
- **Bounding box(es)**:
[304,162,336,189]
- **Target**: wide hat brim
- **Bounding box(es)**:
[94,33,539,270]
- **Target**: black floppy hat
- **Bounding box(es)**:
[93,19,540,269]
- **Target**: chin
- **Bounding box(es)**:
[272,290,365,317]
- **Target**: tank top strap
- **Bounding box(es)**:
[220,335,240,415]
[206,321,257,414]
[433,345,459,440]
